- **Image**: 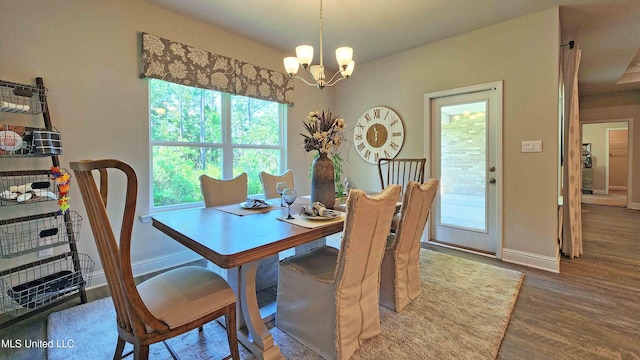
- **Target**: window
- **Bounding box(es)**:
[149,79,286,209]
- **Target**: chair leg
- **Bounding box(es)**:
[134,344,149,360]
[198,325,204,333]
[113,336,127,360]
[225,303,240,360]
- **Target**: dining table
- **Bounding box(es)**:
[151,197,347,360]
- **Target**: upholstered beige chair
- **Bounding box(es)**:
[200,173,248,207]
[200,173,279,291]
[380,179,439,312]
[71,159,239,360]
[259,169,294,199]
[276,185,401,360]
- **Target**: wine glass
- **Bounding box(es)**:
[344,177,357,195]
[276,182,288,207]
[282,188,297,219]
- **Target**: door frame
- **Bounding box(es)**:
[581,118,633,208]
[424,81,503,259]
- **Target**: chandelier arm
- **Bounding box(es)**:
[325,70,345,86]
[324,76,347,88]
[291,74,322,87]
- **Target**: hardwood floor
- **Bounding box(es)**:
[427,203,640,359]
[1,204,638,359]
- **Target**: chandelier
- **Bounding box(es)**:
[283,0,355,89]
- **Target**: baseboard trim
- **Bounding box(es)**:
[631,202,640,210]
[609,186,627,191]
[87,250,203,289]
[592,189,607,195]
[502,248,559,273]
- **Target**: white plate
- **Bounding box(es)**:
[0,130,23,151]
[300,213,342,221]
[240,202,271,209]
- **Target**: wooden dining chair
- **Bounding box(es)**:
[71,159,239,360]
[276,185,401,360]
[377,158,426,194]
[259,169,294,199]
[379,179,439,312]
[200,172,279,291]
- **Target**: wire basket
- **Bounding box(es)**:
[0,125,62,157]
[0,80,46,115]
[0,253,94,316]
[0,170,59,206]
[0,211,82,258]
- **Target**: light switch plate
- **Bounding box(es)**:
[522,140,542,153]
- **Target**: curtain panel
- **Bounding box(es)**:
[561,46,583,258]
[140,32,294,105]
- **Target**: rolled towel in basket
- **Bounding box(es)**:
[0,101,30,112]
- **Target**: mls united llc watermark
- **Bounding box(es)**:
[1,338,74,349]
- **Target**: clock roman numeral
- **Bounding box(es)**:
[384,109,389,120]
[390,142,399,150]
[374,152,379,163]
[384,149,391,158]
[364,150,371,159]
[357,143,365,151]
[373,108,380,119]
[356,123,365,130]
[355,134,363,140]
[390,119,398,127]
[392,132,402,137]
[364,113,371,122]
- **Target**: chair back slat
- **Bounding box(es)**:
[378,158,426,194]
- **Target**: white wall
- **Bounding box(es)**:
[335,8,562,271]
[0,0,333,283]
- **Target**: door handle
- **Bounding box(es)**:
[489,166,495,172]
[488,178,496,184]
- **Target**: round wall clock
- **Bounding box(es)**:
[353,106,405,164]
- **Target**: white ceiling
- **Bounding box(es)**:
[143,0,640,97]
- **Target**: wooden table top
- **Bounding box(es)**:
[151,199,345,269]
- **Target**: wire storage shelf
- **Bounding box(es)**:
[0,80,46,115]
[0,211,82,258]
[0,252,94,317]
[0,170,58,206]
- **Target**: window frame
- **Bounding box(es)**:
[148,81,287,213]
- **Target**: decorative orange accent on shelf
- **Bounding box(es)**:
[50,166,71,214]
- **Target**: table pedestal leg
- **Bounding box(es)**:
[228,261,283,360]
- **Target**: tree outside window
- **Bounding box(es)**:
[149,79,286,209]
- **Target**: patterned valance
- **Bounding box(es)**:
[140,32,294,105]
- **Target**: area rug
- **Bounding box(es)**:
[47,249,523,360]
